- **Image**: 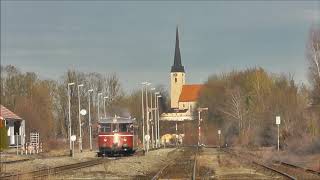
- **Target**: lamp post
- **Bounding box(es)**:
[197,107,208,147]
[97,93,102,121]
[141,82,146,152]
[145,82,151,152]
[156,95,162,148]
[103,96,109,118]
[68,82,75,156]
[154,92,160,147]
[150,87,155,148]
[77,84,84,152]
[88,89,93,151]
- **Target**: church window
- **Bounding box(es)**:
[175,78,177,83]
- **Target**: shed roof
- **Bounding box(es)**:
[0,105,23,120]
[178,84,203,102]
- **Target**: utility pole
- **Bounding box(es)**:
[156,94,162,147]
[103,96,109,118]
[97,93,102,122]
[150,87,155,148]
[145,82,151,152]
[68,82,75,156]
[197,107,208,147]
[88,89,93,151]
[141,82,146,152]
[154,92,160,147]
[78,84,84,153]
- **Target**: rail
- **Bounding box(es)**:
[220,148,297,180]
[278,161,320,176]
[192,152,197,180]
[152,147,197,180]
[0,158,108,179]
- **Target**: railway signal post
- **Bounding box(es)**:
[78,84,84,153]
[197,107,208,147]
[68,82,75,157]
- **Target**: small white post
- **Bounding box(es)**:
[218,130,221,148]
[276,116,281,152]
[72,141,75,157]
[71,135,76,158]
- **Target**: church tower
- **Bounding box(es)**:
[170,27,185,109]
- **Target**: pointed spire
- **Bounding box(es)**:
[171,26,185,72]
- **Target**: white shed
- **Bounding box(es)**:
[0,105,26,147]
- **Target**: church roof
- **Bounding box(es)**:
[178,84,203,102]
[171,27,185,73]
[0,105,23,120]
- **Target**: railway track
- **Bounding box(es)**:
[221,148,320,180]
[0,148,152,179]
[277,161,320,176]
[152,147,198,180]
[0,157,114,179]
[221,148,296,179]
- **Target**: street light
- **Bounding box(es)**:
[142,82,151,153]
[68,82,75,156]
[154,92,160,147]
[156,94,162,148]
[145,82,151,152]
[78,84,84,153]
[197,107,208,147]
[97,93,103,121]
[141,82,147,152]
[88,89,94,151]
[103,96,109,118]
[150,87,155,148]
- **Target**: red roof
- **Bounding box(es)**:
[0,105,23,120]
[178,84,203,102]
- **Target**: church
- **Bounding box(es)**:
[160,28,203,122]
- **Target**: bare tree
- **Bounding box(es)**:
[307,26,320,105]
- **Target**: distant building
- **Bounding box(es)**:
[160,28,203,122]
[0,105,26,147]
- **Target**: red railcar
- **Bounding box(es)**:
[97,116,136,157]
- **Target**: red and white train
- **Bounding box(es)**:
[97,116,136,157]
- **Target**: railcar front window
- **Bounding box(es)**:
[119,123,128,132]
[100,124,111,132]
[112,124,119,132]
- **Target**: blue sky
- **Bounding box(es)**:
[1,1,319,91]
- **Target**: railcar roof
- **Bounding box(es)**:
[99,116,135,124]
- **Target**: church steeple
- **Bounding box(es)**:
[171,27,185,72]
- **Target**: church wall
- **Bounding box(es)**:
[178,101,196,112]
